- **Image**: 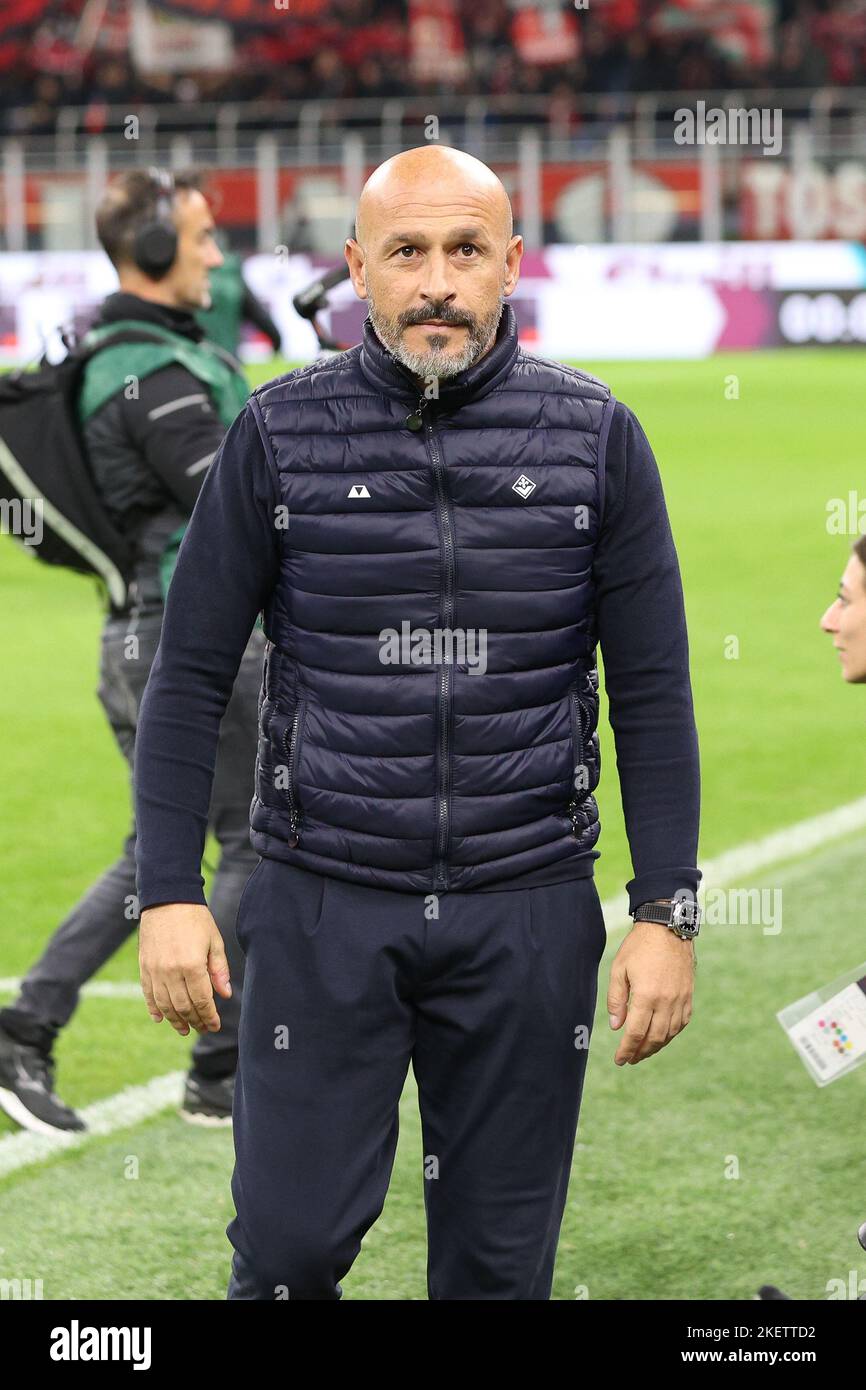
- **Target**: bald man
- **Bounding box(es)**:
[349,145,517,378]
[134,145,701,1300]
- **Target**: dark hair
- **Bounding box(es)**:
[95,168,202,270]
[854,534,866,579]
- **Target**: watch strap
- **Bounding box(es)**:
[633,902,675,924]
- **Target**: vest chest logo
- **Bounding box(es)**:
[512,474,536,500]
[347,484,371,498]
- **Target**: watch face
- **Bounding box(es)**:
[672,900,700,930]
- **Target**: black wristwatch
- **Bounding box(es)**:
[632,896,701,940]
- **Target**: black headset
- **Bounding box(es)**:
[132,167,178,279]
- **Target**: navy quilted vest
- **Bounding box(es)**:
[249,302,613,893]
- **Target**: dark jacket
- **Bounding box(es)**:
[81,291,230,615]
[134,302,701,908]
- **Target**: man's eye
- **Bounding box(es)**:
[459,244,478,256]
[397,246,416,257]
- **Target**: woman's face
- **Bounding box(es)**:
[820,553,866,683]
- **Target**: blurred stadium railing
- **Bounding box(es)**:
[3,88,866,251]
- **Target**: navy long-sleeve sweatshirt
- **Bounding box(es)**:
[133,386,701,915]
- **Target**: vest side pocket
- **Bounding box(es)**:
[282,694,307,848]
[259,639,273,736]
[566,683,589,834]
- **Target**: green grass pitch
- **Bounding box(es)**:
[1,348,865,1299]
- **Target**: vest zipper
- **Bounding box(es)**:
[418,394,456,892]
[567,687,588,835]
[282,697,306,847]
[262,640,273,726]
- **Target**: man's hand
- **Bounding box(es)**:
[139,903,232,1037]
[607,917,695,1065]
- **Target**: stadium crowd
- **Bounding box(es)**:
[2,0,866,140]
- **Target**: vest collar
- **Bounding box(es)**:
[358,301,519,408]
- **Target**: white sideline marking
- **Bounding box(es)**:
[0,1072,185,1179]
[1,795,865,1178]
[0,979,142,999]
[600,794,866,936]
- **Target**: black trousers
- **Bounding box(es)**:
[1,610,263,1079]
[226,857,607,1300]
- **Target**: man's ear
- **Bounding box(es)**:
[503,234,523,296]
[344,238,368,301]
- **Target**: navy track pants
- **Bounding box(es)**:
[225,857,607,1301]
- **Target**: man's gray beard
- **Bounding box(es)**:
[366,290,505,380]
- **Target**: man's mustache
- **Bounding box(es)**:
[401,310,473,328]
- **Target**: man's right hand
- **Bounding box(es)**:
[139,904,232,1036]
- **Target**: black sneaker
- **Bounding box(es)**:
[180,1071,235,1127]
[0,1024,86,1135]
